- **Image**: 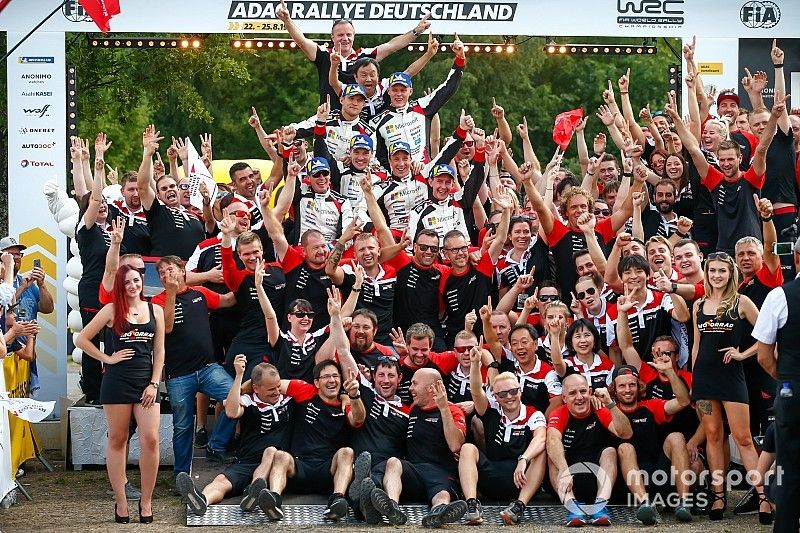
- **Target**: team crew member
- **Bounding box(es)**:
[611,364,693,524]
[459,350,547,525]
[753,238,800,532]
[108,171,151,255]
[136,125,205,260]
[227,162,264,226]
[346,309,396,369]
[152,256,237,471]
[371,368,468,528]
[373,141,429,233]
[496,214,551,298]
[392,323,458,404]
[444,331,483,404]
[547,375,633,527]
[573,273,613,355]
[550,319,615,391]
[177,359,295,518]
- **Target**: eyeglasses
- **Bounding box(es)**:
[539,295,559,302]
[316,373,340,381]
[178,183,191,190]
[230,210,252,219]
[416,243,440,253]
[594,209,610,216]
[291,311,315,319]
[576,287,597,300]
[495,387,520,399]
[707,252,731,261]
[445,245,469,254]
[453,345,477,354]
[463,141,475,148]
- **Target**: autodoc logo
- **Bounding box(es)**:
[22,142,56,150]
[17,56,55,64]
[62,0,92,22]
[21,160,54,168]
[617,0,685,25]
[22,104,51,118]
[740,1,780,28]
[19,127,56,135]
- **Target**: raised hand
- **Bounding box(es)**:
[490,97,505,119]
[390,327,407,356]
[233,353,247,376]
[317,94,331,122]
[326,286,344,317]
[616,284,640,313]
[772,92,791,117]
[575,116,588,133]
[200,133,213,160]
[451,33,465,58]
[431,379,449,410]
[771,39,784,66]
[470,126,486,147]
[682,35,696,63]
[142,125,163,157]
[425,31,439,57]
[596,105,616,127]
[110,217,125,245]
[576,212,597,233]
[676,216,693,235]
[459,108,475,131]
[253,258,266,287]
[618,68,630,93]
[174,136,189,162]
[602,80,616,105]
[276,0,289,21]
[343,368,360,398]
[753,194,773,220]
[415,12,432,34]
[593,386,612,405]
[95,132,112,158]
[516,116,529,139]
[249,106,261,129]
[331,42,343,66]
[219,213,237,236]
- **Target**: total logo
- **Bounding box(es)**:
[22,104,51,118]
[21,159,54,168]
[21,91,53,97]
[21,142,56,150]
[740,1,780,28]
[19,127,56,135]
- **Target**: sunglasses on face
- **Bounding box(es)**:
[454,345,477,354]
[230,210,252,219]
[416,243,440,253]
[539,295,559,302]
[495,387,520,399]
[178,183,191,190]
[658,350,675,357]
[463,141,475,148]
[292,140,307,147]
[291,311,315,319]
[594,209,610,216]
[576,287,597,300]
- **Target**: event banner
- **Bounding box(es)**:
[0,0,797,38]
[5,31,68,409]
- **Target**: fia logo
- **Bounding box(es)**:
[740,1,780,28]
[62,0,93,22]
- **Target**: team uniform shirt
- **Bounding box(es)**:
[606,290,677,363]
[375,173,429,232]
[280,245,332,331]
[273,327,329,383]
[639,364,698,441]
[730,129,758,171]
[236,392,295,463]
[388,250,449,333]
[351,378,411,464]
[108,199,150,254]
[297,110,376,163]
[639,204,681,240]
[440,253,495,343]
[498,356,562,414]
[545,217,616,306]
[360,79,390,120]
[547,405,615,462]
[349,342,396,370]
[285,380,355,461]
[406,402,466,471]
[496,240,551,304]
[288,181,354,245]
[371,57,465,167]
[397,352,458,405]
[339,261,396,344]
[535,336,570,366]
[312,45,377,108]
[585,300,613,355]
[151,286,220,379]
[703,165,765,253]
[618,399,672,464]
[75,219,111,312]
[564,353,615,391]
[230,193,264,227]
[444,364,475,404]
[481,398,546,461]
[144,200,205,260]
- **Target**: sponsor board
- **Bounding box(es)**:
[22,104,51,118]
[20,159,55,168]
[17,56,55,64]
[19,127,56,134]
[21,142,57,150]
[21,91,54,97]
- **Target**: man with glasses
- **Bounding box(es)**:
[459,348,547,525]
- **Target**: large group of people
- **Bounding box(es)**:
[6,2,797,528]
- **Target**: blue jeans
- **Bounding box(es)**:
[166,363,236,475]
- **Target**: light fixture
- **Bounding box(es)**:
[544,42,657,55]
[88,35,205,49]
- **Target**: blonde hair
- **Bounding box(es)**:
[703,254,740,319]
[544,301,570,318]
[492,372,520,390]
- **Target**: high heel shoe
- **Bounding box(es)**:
[708,491,727,521]
[139,500,154,524]
[758,491,773,525]
[115,503,130,524]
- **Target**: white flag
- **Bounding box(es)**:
[185,139,218,210]
[0,394,55,423]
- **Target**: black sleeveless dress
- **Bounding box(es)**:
[100,303,156,404]
[692,303,748,403]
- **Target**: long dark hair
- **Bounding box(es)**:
[111,264,144,335]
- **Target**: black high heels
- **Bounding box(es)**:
[139,500,154,524]
[115,503,130,524]
[758,491,773,525]
[708,491,727,521]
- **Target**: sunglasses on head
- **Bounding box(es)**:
[416,243,440,253]
[454,345,477,354]
[511,215,530,223]
[178,183,190,190]
[495,387,520,399]
[576,287,597,300]
[230,210,252,219]
[376,355,399,365]
[539,295,559,302]
[594,208,610,216]
[707,251,731,261]
[291,311,315,319]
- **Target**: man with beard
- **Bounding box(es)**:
[391,323,459,404]
[108,171,150,254]
[346,309,395,369]
[136,125,205,260]
[228,162,263,226]
[638,179,686,241]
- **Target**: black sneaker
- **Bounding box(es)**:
[465,498,483,525]
[239,478,267,512]
[176,472,207,516]
[194,427,209,448]
[348,451,372,503]
[371,487,407,526]
[257,489,284,521]
[205,446,236,464]
[323,493,349,521]
[359,478,382,524]
[422,501,467,528]
[500,500,525,525]
[733,487,758,515]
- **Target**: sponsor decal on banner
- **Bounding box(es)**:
[19,127,56,134]
[21,90,54,97]
[740,1,780,28]
[699,62,724,75]
[17,56,55,64]
[228,1,518,21]
[20,159,54,168]
[21,142,57,149]
[617,0,684,27]
[22,103,51,117]
[20,73,52,84]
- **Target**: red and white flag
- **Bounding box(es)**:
[78,0,121,33]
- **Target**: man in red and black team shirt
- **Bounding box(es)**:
[347,309,396,370]
[522,171,640,306]
[228,162,264,226]
[177,359,295,518]
[370,368,468,528]
[220,224,286,379]
[458,350,548,525]
[611,364,693,524]
[391,323,458,404]
[107,172,150,255]
[547,374,633,527]
[152,256,238,472]
[266,359,365,521]
[737,197,784,438]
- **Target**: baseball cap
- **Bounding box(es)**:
[306,157,331,176]
[342,84,367,99]
[350,134,374,152]
[388,141,411,156]
[0,236,26,251]
[716,90,740,107]
[430,163,456,179]
[612,364,640,381]
[388,72,413,88]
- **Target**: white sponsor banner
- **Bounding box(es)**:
[0,394,56,423]
[0,374,15,502]
[0,0,797,38]
[6,31,68,409]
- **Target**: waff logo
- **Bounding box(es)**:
[21,160,54,168]
[62,0,92,22]
[617,0,685,25]
[22,104,51,118]
[740,1,780,28]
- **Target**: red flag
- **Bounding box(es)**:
[0,0,12,14]
[78,0,121,33]
[552,108,584,150]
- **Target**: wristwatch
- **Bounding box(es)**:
[517,455,528,464]
[487,361,500,369]
[670,282,678,294]
[149,381,159,390]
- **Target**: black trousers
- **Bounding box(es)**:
[774,380,800,533]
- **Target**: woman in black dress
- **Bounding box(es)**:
[76,264,165,523]
[690,251,763,520]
